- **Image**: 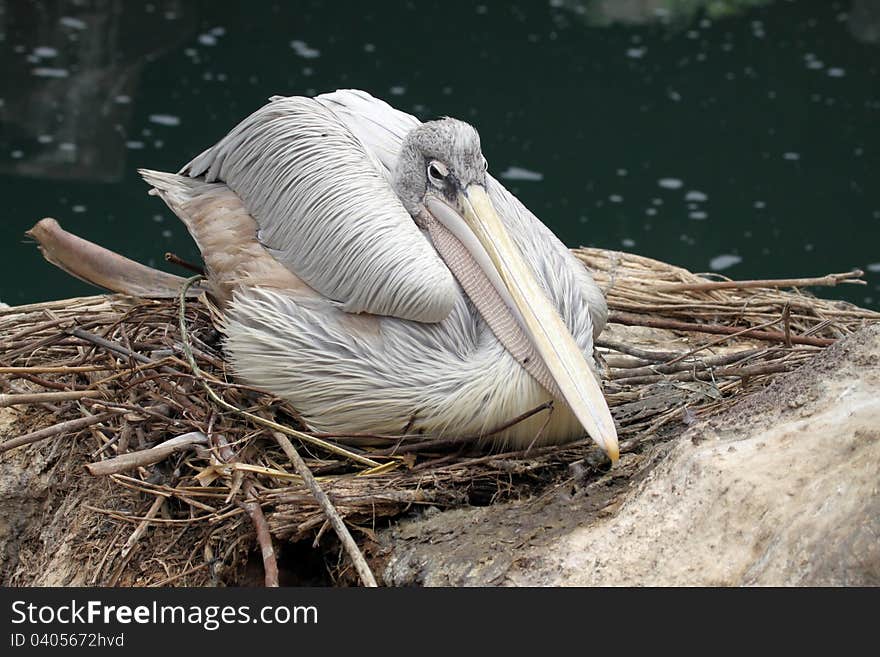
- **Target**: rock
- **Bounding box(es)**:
[380,326,880,586]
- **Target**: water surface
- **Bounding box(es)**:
[1,0,878,309]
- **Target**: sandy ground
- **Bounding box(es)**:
[380,325,880,586]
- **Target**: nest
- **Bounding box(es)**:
[1,248,877,586]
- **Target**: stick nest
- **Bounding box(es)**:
[1,249,877,586]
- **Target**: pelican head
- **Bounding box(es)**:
[393,118,487,217]
[392,119,620,463]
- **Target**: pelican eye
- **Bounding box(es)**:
[427,161,448,187]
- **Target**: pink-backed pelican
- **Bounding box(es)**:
[43,90,620,462]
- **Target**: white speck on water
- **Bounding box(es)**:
[621,238,636,248]
[645,207,657,216]
[710,254,742,271]
[114,95,131,104]
[72,204,86,213]
[161,229,173,239]
[827,67,845,78]
[59,142,76,152]
[59,16,86,30]
[184,48,197,58]
[32,67,69,78]
[616,168,628,176]
[804,243,814,252]
[37,135,53,144]
[499,166,544,182]
[866,263,880,273]
[364,43,376,53]
[667,89,681,102]
[807,59,824,70]
[148,114,181,127]
[658,178,683,190]
[609,194,623,203]
[652,198,663,206]
[754,200,766,209]
[389,85,406,96]
[33,46,58,58]
[197,33,217,46]
[626,47,646,59]
[689,211,708,220]
[783,151,800,161]
[685,190,708,202]
[210,26,226,36]
[10,150,23,159]
[290,39,320,59]
[152,214,165,223]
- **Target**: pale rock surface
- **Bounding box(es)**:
[381,326,880,586]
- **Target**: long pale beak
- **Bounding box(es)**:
[425,184,619,463]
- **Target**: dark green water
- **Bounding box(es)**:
[1,0,878,309]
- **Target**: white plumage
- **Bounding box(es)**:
[141,89,615,454]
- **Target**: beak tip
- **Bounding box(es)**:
[606,442,620,466]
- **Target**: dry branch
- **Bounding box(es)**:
[86,431,209,476]
[0,412,117,454]
[272,431,378,587]
[652,269,865,292]
[0,390,101,407]
[609,311,835,347]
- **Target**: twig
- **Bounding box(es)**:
[165,252,205,276]
[212,433,279,588]
[148,562,209,587]
[596,339,682,362]
[0,412,117,454]
[653,270,865,292]
[609,348,765,380]
[107,496,165,586]
[0,365,113,374]
[782,303,793,348]
[374,401,554,456]
[86,431,209,476]
[609,311,835,347]
[612,361,792,386]
[241,489,279,587]
[662,314,783,366]
[0,390,101,408]
[272,430,378,587]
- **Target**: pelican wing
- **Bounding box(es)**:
[181,96,457,323]
[317,90,608,340]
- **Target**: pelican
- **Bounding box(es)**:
[38,90,619,461]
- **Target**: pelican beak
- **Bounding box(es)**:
[424,184,619,463]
